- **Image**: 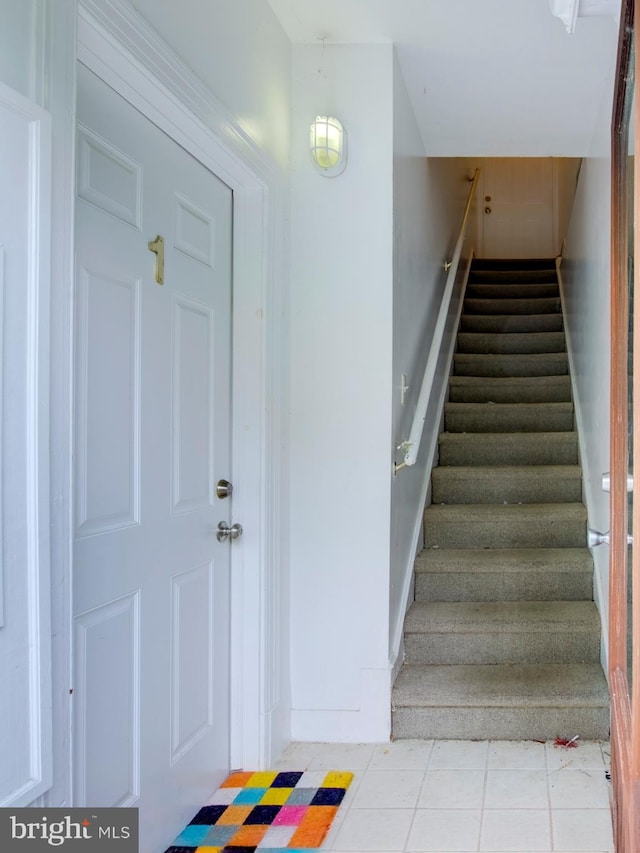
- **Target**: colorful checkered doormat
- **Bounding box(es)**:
[165,770,353,851]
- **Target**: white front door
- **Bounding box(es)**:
[479,158,555,258]
[73,64,233,851]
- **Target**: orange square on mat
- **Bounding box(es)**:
[220,771,253,788]
[228,825,269,846]
[289,806,338,847]
[214,805,253,825]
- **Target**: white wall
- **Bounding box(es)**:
[128,0,291,172]
[560,16,619,666]
[289,43,394,741]
[390,53,477,671]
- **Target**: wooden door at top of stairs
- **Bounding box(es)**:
[479,159,555,259]
[73,65,233,852]
[609,0,640,849]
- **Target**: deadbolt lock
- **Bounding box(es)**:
[216,479,233,499]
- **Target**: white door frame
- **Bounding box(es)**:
[76,0,288,770]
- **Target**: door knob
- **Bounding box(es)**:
[216,479,233,499]
[216,521,243,542]
[484,206,492,214]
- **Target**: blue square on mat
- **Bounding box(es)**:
[173,824,210,846]
[234,786,268,804]
[272,771,304,788]
[202,825,236,846]
[189,805,227,825]
[310,786,346,806]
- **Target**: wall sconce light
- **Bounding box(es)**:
[309,115,347,176]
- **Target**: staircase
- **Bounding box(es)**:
[392,258,610,741]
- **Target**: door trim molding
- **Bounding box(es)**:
[76,0,288,769]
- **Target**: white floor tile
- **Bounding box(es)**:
[330,808,414,851]
[418,770,485,810]
[488,739,546,769]
[308,742,376,771]
[407,809,481,852]
[368,739,433,770]
[480,808,552,851]
[484,769,549,809]
[272,740,615,853]
[428,739,489,769]
[545,741,607,772]
[548,768,612,809]
[351,769,425,809]
[551,808,614,852]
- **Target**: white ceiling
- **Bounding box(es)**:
[266,0,621,155]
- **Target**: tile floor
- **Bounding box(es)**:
[273,740,613,853]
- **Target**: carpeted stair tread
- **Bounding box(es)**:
[438,431,578,465]
[460,313,564,333]
[464,296,561,315]
[392,663,609,710]
[444,401,574,432]
[415,547,593,575]
[454,352,568,377]
[470,258,557,271]
[423,502,587,549]
[414,547,593,602]
[405,600,600,634]
[469,271,559,284]
[392,664,610,739]
[457,331,566,354]
[403,601,601,665]
[448,375,571,403]
[466,283,560,299]
[432,464,581,504]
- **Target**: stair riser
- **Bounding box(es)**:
[444,406,574,433]
[466,284,560,299]
[416,571,593,602]
[449,377,571,403]
[423,514,586,549]
[464,297,561,314]
[432,470,581,504]
[454,353,568,377]
[392,707,610,741]
[457,331,566,354]
[405,631,600,666]
[439,434,578,466]
[460,314,563,333]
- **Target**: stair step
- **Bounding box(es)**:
[471,258,556,271]
[392,663,610,740]
[456,331,566,354]
[464,297,561,315]
[414,547,593,602]
[460,313,563,333]
[423,503,587,549]
[454,352,568,377]
[444,401,574,433]
[432,465,581,504]
[449,375,572,403]
[404,601,601,665]
[438,431,578,465]
[466,283,560,299]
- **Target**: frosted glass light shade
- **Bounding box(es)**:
[310,115,347,176]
